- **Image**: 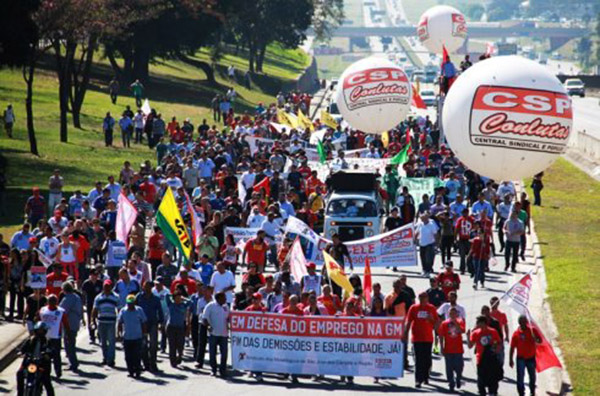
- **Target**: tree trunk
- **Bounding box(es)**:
[22,61,38,156]
[70,36,96,129]
[256,43,267,73]
[133,45,150,82]
[178,55,216,84]
[105,46,122,79]
[248,40,256,73]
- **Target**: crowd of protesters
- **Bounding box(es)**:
[2,59,543,396]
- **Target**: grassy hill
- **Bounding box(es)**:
[0,44,310,237]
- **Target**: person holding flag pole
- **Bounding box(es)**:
[510,315,542,396]
[155,187,192,265]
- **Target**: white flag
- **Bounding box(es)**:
[116,192,138,247]
[141,99,151,115]
[500,271,533,315]
[34,248,54,268]
[289,237,309,283]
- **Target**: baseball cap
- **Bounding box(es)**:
[444,261,454,268]
[306,262,316,269]
[126,294,136,304]
[154,276,164,284]
[103,279,113,287]
[252,292,262,300]
[28,237,37,243]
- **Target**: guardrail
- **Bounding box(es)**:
[569,130,600,162]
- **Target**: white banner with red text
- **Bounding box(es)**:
[230,312,404,377]
[284,216,418,268]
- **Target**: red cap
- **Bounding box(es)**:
[252,292,262,300]
[32,187,40,192]
[103,279,113,287]
[54,210,62,216]
[28,237,37,243]
[306,262,316,269]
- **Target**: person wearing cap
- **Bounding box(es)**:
[136,280,164,372]
[436,261,461,299]
[405,292,439,388]
[48,210,67,235]
[118,294,147,378]
[25,187,46,230]
[426,277,446,308]
[17,321,55,396]
[245,292,266,312]
[301,262,323,297]
[93,279,119,366]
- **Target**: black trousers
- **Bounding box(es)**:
[191,315,199,354]
[413,342,433,383]
[48,339,62,377]
[17,368,54,396]
[104,129,113,146]
[497,218,506,249]
[123,338,143,375]
[505,241,520,270]
[196,323,209,366]
[457,239,470,274]
[8,283,24,319]
[477,363,499,395]
[440,235,454,264]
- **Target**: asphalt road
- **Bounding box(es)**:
[1,235,537,395]
[572,96,600,139]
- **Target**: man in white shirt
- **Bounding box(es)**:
[40,227,60,261]
[209,263,235,305]
[182,160,200,192]
[415,213,439,276]
[203,292,230,377]
[247,207,266,228]
[331,150,348,170]
[437,291,466,320]
[240,167,256,193]
[197,154,216,182]
[105,176,121,202]
[497,181,516,200]
[261,212,282,266]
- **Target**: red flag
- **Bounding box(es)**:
[253,176,271,198]
[411,85,427,109]
[363,256,373,306]
[442,45,449,65]
[530,317,563,372]
[501,272,562,372]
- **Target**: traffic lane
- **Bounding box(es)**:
[572,96,600,139]
[15,265,522,395]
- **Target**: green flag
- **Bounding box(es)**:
[390,144,409,165]
[317,139,326,164]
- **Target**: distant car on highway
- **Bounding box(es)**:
[420,90,437,107]
[412,70,424,83]
[564,78,585,97]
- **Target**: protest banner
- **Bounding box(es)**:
[29,266,47,289]
[284,216,417,268]
[225,227,283,245]
[246,136,277,155]
[230,312,404,377]
[399,177,445,203]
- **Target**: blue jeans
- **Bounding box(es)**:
[516,357,536,396]
[98,321,116,364]
[444,353,464,388]
[209,335,228,375]
[473,258,487,285]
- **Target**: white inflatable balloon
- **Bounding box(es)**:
[335,57,412,134]
[417,5,467,54]
[442,56,572,181]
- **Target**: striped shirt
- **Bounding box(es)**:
[93,292,120,323]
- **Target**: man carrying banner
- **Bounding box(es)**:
[510,315,542,396]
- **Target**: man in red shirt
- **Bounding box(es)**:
[46,264,69,297]
[454,208,474,274]
[404,292,439,388]
[490,296,509,344]
[510,315,542,396]
[242,231,268,272]
[139,176,157,205]
[281,295,303,316]
[438,306,465,392]
[147,227,165,279]
[245,293,266,312]
[170,268,197,295]
[436,261,460,299]
[468,315,502,396]
[317,285,341,315]
[468,227,491,290]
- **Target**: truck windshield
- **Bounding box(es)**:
[326,199,378,217]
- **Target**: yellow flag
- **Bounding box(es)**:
[156,188,192,262]
[382,130,390,148]
[320,109,338,129]
[297,109,314,132]
[323,251,354,295]
[277,109,299,129]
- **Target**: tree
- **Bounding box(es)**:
[102,0,226,84]
[310,0,345,42]
[0,0,42,156]
[466,4,485,21]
